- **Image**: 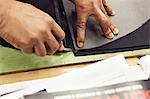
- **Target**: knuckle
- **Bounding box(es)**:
[19,39,35,49]
[43,15,54,28]
[76,21,86,30]
[76,4,87,12]
[43,13,52,21]
[30,36,38,43]
[79,7,87,12]
[39,27,49,34]
[19,40,29,48]
[46,17,55,26]
[79,5,87,11]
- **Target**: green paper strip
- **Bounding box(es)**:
[0,45,150,74]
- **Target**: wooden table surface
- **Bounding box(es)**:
[0,57,139,85]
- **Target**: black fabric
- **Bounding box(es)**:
[0,0,149,56]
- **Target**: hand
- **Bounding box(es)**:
[74,0,119,48]
[0,0,65,56]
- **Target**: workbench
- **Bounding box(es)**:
[0,57,139,85]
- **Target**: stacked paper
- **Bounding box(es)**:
[0,54,149,99]
[138,55,150,75]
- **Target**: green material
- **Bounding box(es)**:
[0,45,150,74]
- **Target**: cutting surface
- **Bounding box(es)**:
[0,45,149,74]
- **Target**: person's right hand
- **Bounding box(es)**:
[0,0,65,56]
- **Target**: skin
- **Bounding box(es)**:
[0,0,65,56]
[0,0,119,56]
[75,0,119,48]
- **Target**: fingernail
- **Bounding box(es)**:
[106,33,114,39]
[78,42,84,48]
[111,11,116,16]
[113,28,119,35]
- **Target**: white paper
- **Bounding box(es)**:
[93,66,149,87]
[138,55,150,75]
[45,54,129,92]
[125,66,149,81]
[0,77,54,96]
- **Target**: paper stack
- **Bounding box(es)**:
[0,54,149,99]
[138,55,150,75]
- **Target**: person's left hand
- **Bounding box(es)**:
[74,0,119,48]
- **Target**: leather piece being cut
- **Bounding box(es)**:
[74,20,150,56]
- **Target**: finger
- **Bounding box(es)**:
[110,24,119,35]
[103,0,115,16]
[46,31,60,55]
[51,21,65,42]
[99,0,107,15]
[104,29,114,39]
[94,8,114,39]
[76,12,88,48]
[59,41,65,51]
[21,47,33,54]
[104,6,116,16]
[34,42,46,56]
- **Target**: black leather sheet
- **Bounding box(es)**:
[74,20,150,55]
